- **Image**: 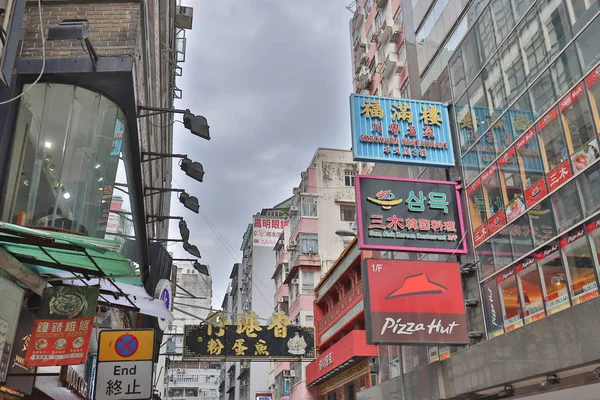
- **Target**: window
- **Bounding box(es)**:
[483,56,508,121]
[560,84,596,172]
[561,226,598,304]
[340,204,356,222]
[516,128,546,201]
[468,77,489,137]
[461,24,481,83]
[301,196,317,217]
[552,180,583,232]
[345,170,357,186]
[302,271,315,294]
[537,242,571,315]
[463,147,483,185]
[477,242,495,277]
[498,266,524,332]
[501,36,526,102]
[578,162,600,216]
[457,92,476,155]
[491,0,515,42]
[552,45,583,96]
[575,17,600,73]
[449,51,467,99]
[537,0,573,58]
[2,83,131,239]
[491,227,514,269]
[519,10,547,81]
[510,214,534,258]
[481,163,504,218]
[375,12,383,31]
[343,238,353,249]
[467,178,487,236]
[498,146,526,222]
[517,257,547,324]
[305,314,314,324]
[537,107,568,173]
[476,7,497,63]
[529,197,557,246]
[529,70,557,118]
[300,234,318,254]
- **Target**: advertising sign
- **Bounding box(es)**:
[256,393,273,400]
[154,279,172,331]
[356,175,466,254]
[2,308,36,396]
[253,218,288,248]
[25,285,99,367]
[350,94,455,167]
[183,312,315,360]
[98,330,155,362]
[362,259,469,345]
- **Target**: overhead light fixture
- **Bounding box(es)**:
[95,163,101,169]
[49,165,56,172]
[335,229,357,237]
[193,262,210,276]
[183,111,210,141]
[179,220,190,243]
[23,179,29,187]
[497,385,515,398]
[44,140,52,149]
[541,374,560,388]
[180,157,204,183]
[46,20,98,70]
[63,192,71,200]
[98,177,103,182]
[44,155,52,163]
[468,331,484,339]
[183,243,201,258]
[460,264,477,275]
[179,191,199,213]
[464,299,479,307]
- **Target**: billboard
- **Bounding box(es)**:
[362,259,469,345]
[350,94,455,167]
[356,175,467,254]
[253,217,288,248]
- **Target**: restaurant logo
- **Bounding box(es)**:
[318,352,333,371]
[357,176,466,254]
[367,190,403,210]
[362,259,468,345]
[522,257,536,269]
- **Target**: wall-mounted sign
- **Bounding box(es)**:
[253,218,288,248]
[183,311,315,360]
[60,365,88,398]
[2,308,36,396]
[362,259,469,345]
[256,393,273,400]
[154,279,172,331]
[356,175,466,254]
[350,94,455,167]
[25,285,99,367]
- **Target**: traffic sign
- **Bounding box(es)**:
[94,360,153,400]
[98,330,154,362]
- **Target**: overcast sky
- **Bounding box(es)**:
[167,1,354,307]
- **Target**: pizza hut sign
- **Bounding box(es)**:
[362,259,468,345]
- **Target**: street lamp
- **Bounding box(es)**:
[137,106,210,141]
[144,187,200,214]
[141,153,205,184]
[47,20,98,70]
[183,243,201,258]
[179,220,190,243]
[335,229,357,237]
[171,259,210,276]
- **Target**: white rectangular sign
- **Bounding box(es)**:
[252,218,287,247]
[94,360,152,400]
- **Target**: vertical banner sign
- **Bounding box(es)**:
[356,175,467,254]
[362,259,469,345]
[253,218,288,247]
[25,285,99,367]
[350,94,455,167]
[2,308,36,396]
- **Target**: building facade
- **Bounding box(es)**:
[347,0,600,398]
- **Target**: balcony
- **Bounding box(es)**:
[381,53,398,78]
[379,18,396,43]
[318,284,363,332]
[352,5,365,29]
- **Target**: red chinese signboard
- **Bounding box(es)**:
[546,159,572,191]
[361,259,468,345]
[487,210,507,236]
[524,178,548,208]
[473,223,489,247]
[25,286,99,367]
[585,65,600,89]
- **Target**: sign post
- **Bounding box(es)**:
[94,329,155,400]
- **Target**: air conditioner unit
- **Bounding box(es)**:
[291,278,299,285]
[283,370,295,378]
[301,171,307,179]
[278,297,286,303]
[293,187,300,194]
[175,6,194,30]
[289,205,298,214]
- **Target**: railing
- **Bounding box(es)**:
[318,284,363,331]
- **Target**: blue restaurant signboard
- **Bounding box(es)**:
[350,94,456,167]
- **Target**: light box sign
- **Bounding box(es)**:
[362,259,469,345]
[356,175,467,254]
[350,94,455,167]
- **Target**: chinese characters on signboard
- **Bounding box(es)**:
[183,311,315,360]
[25,285,99,367]
[253,218,288,248]
[356,176,466,254]
[350,94,455,167]
[1,308,36,396]
[362,259,469,345]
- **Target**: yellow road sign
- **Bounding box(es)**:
[98,329,155,362]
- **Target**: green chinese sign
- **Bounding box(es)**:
[356,176,467,254]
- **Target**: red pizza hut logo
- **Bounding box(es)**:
[567,228,585,244]
[501,269,515,281]
[543,244,559,257]
[522,258,536,269]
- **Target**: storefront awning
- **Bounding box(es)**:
[0,222,140,285]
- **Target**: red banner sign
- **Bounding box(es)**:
[25,286,99,367]
[546,159,572,191]
[487,210,507,236]
[525,178,548,208]
[362,259,468,345]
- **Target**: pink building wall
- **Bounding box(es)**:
[291,218,318,241]
[307,167,318,193]
[274,284,289,307]
[274,361,290,377]
[290,381,317,400]
[289,294,315,320]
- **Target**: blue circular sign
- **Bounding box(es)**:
[115,334,138,357]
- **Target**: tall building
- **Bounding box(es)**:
[158,265,221,400]
[346,0,600,398]
[268,148,371,400]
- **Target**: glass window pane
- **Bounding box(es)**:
[537,0,573,58]
[476,7,497,63]
[462,29,482,84]
[551,180,583,232]
[519,10,547,81]
[463,146,483,184]
[467,178,487,231]
[537,107,568,172]
[560,226,599,304]
[517,257,547,324]
[450,51,467,99]
[577,161,600,216]
[510,214,534,257]
[456,92,476,154]
[529,70,557,118]
[551,44,583,96]
[586,65,600,133]
[567,0,599,34]
[491,227,514,269]
[499,147,526,222]
[498,268,524,332]
[508,94,535,138]
[482,279,505,338]
[490,113,514,157]
[537,242,571,315]
[529,197,558,246]
[501,36,527,102]
[575,15,600,73]
[512,0,536,18]
[469,77,490,137]
[477,242,496,277]
[483,56,508,121]
[482,163,504,217]
[516,128,546,193]
[492,0,515,42]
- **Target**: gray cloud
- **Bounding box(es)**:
[168,0,354,307]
